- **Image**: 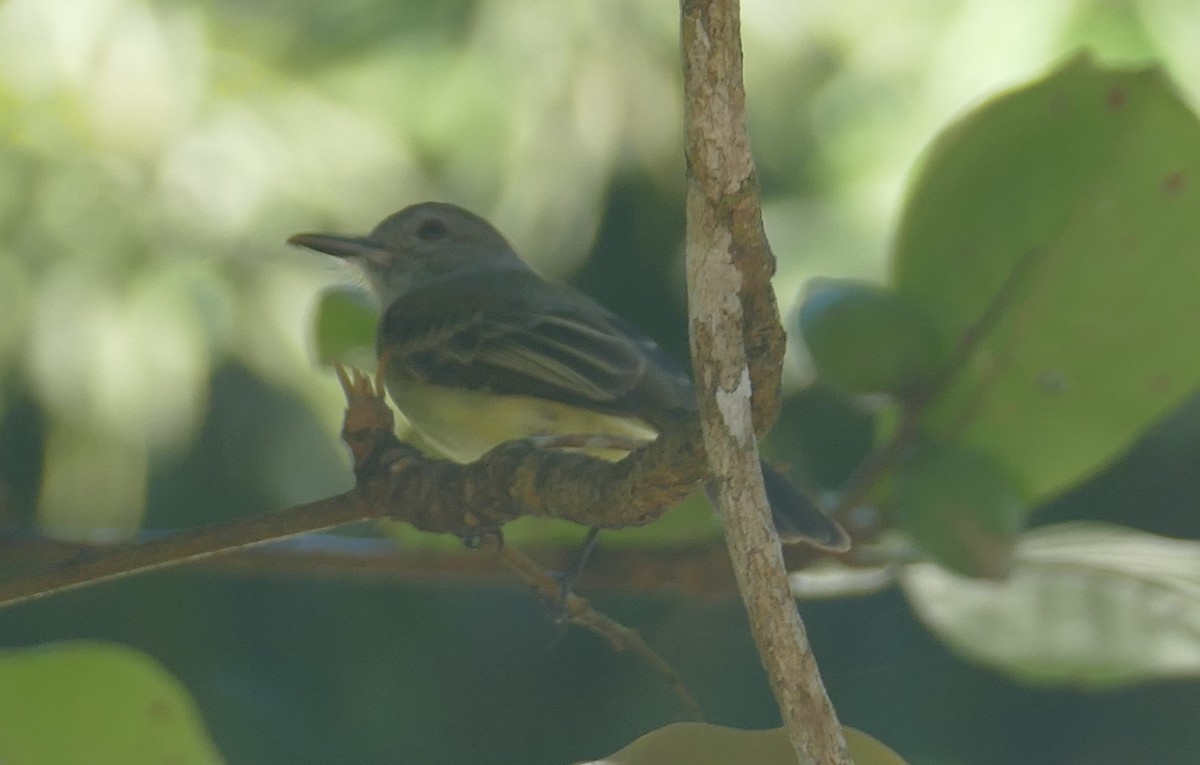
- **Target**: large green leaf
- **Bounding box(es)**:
[902,522,1200,686]
[0,641,225,764]
[893,53,1200,500]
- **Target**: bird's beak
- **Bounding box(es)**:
[286,232,379,260]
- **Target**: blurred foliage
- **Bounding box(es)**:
[591,722,909,765]
[3,0,1200,763]
[903,522,1200,685]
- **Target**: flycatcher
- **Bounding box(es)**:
[289,202,849,551]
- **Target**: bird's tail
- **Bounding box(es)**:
[704,462,850,551]
[760,460,850,550]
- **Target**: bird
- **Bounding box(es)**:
[288,201,850,552]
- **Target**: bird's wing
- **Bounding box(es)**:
[378,274,693,418]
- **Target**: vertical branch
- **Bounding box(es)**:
[679,1,851,763]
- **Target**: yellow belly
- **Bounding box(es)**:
[386,380,658,463]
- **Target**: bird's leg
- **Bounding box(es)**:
[546,525,601,623]
[461,527,503,551]
[523,433,636,619]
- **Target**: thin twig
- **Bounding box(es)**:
[489,536,706,720]
[0,493,367,609]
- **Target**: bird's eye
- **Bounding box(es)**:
[416,218,448,241]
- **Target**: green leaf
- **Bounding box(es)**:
[313,286,378,366]
[892,52,1200,500]
[582,722,908,765]
[891,438,1027,579]
[902,522,1200,686]
[795,278,942,397]
[0,641,225,764]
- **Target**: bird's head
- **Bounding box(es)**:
[288,201,526,304]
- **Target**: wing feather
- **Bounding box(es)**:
[377,272,688,418]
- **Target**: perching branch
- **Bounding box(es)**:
[342,368,709,717]
[0,492,367,609]
[681,1,851,763]
[337,366,709,536]
[3,533,754,596]
[0,367,711,716]
[0,366,713,610]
